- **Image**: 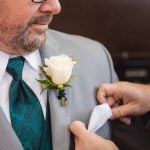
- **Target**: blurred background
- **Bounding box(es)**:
[50,0,150,83]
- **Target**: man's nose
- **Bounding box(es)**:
[39,0,61,15]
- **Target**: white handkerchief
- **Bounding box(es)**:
[88,103,112,132]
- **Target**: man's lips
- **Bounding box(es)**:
[28,15,53,33]
[31,23,48,29]
[33,16,53,26]
[29,23,49,34]
[33,21,50,25]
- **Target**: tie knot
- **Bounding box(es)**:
[6,57,25,80]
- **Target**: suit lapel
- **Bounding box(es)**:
[0,107,23,150]
[48,88,72,150]
[40,37,72,150]
[39,31,60,61]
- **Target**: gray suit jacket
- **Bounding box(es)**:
[0,29,118,150]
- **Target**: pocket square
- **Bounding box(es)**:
[88,103,112,132]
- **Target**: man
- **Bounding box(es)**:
[70,82,150,150]
[0,0,118,150]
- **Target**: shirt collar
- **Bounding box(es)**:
[23,50,42,71]
[0,51,10,83]
[0,49,42,83]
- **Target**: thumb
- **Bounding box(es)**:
[111,104,134,119]
[69,121,87,138]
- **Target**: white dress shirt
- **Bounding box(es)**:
[0,50,47,124]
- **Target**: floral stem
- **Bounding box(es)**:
[60,97,66,106]
[58,89,67,106]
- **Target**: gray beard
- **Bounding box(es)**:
[0,23,46,54]
[10,28,46,53]
[0,13,52,54]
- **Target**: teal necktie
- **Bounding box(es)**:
[6,57,45,150]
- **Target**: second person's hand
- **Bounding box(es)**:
[97,81,150,124]
[69,121,118,150]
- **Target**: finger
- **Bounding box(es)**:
[112,99,124,107]
[97,83,121,104]
[97,84,112,103]
[106,97,116,106]
[111,102,119,108]
[119,116,131,125]
[75,138,79,150]
[69,121,87,138]
[111,104,135,119]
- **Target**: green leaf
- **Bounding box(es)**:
[36,79,49,85]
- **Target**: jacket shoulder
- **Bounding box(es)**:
[46,29,105,51]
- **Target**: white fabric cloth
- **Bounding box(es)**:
[0,50,47,123]
[88,103,112,132]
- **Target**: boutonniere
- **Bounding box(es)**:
[37,54,76,106]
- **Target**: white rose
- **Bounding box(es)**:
[43,55,76,85]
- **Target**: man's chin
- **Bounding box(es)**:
[20,33,46,53]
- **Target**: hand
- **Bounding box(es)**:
[97,81,150,124]
[69,121,118,150]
